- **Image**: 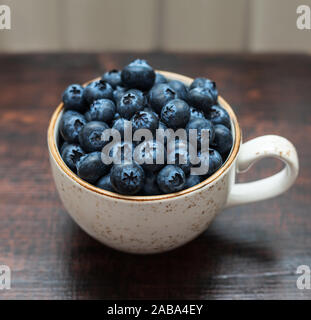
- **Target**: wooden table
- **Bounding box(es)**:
[0,53,310,300]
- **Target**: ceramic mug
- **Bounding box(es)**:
[47,71,299,254]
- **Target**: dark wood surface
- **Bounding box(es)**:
[0,53,310,300]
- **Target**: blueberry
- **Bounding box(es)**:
[157,165,186,194]
[188,86,217,114]
[190,106,205,121]
[113,86,126,104]
[131,110,159,133]
[148,83,178,114]
[207,148,223,174]
[77,152,110,184]
[85,99,116,124]
[142,171,161,195]
[190,77,217,93]
[189,78,218,104]
[168,80,188,101]
[62,84,86,112]
[186,118,215,148]
[83,80,113,105]
[210,124,233,159]
[207,104,231,129]
[184,175,201,189]
[96,173,114,192]
[134,139,166,172]
[59,110,87,143]
[155,73,168,84]
[196,148,223,178]
[117,89,145,120]
[110,163,145,195]
[121,59,155,91]
[161,99,190,129]
[101,69,122,88]
[167,139,191,175]
[61,143,85,172]
[78,121,110,152]
[112,118,132,139]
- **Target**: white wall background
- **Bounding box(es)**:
[0,0,310,52]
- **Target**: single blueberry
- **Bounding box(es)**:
[184,174,201,189]
[62,84,86,112]
[83,80,113,105]
[85,99,116,124]
[117,89,145,120]
[77,152,110,184]
[101,69,122,88]
[59,110,87,143]
[157,165,186,194]
[154,72,168,84]
[190,106,206,122]
[142,171,162,195]
[168,80,189,101]
[210,124,233,160]
[61,143,85,172]
[207,148,223,174]
[189,78,218,104]
[188,86,217,115]
[186,118,215,148]
[190,77,217,93]
[110,163,145,195]
[131,110,159,133]
[121,59,155,91]
[78,121,110,152]
[161,99,190,129]
[96,173,115,192]
[207,104,231,129]
[148,83,178,114]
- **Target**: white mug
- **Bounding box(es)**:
[48,71,299,254]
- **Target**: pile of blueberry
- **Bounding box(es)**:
[58,59,233,196]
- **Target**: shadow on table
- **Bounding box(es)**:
[65,222,277,299]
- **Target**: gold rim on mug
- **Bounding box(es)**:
[48,71,241,202]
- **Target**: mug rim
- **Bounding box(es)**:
[47,70,241,202]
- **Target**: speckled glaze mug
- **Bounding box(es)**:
[47,71,299,254]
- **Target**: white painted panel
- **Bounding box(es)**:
[0,0,63,52]
[249,0,311,52]
[160,0,249,51]
[0,0,310,53]
[0,0,158,52]
[62,0,158,51]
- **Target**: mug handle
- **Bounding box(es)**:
[226,135,299,208]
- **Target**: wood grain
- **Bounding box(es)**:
[0,53,310,300]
